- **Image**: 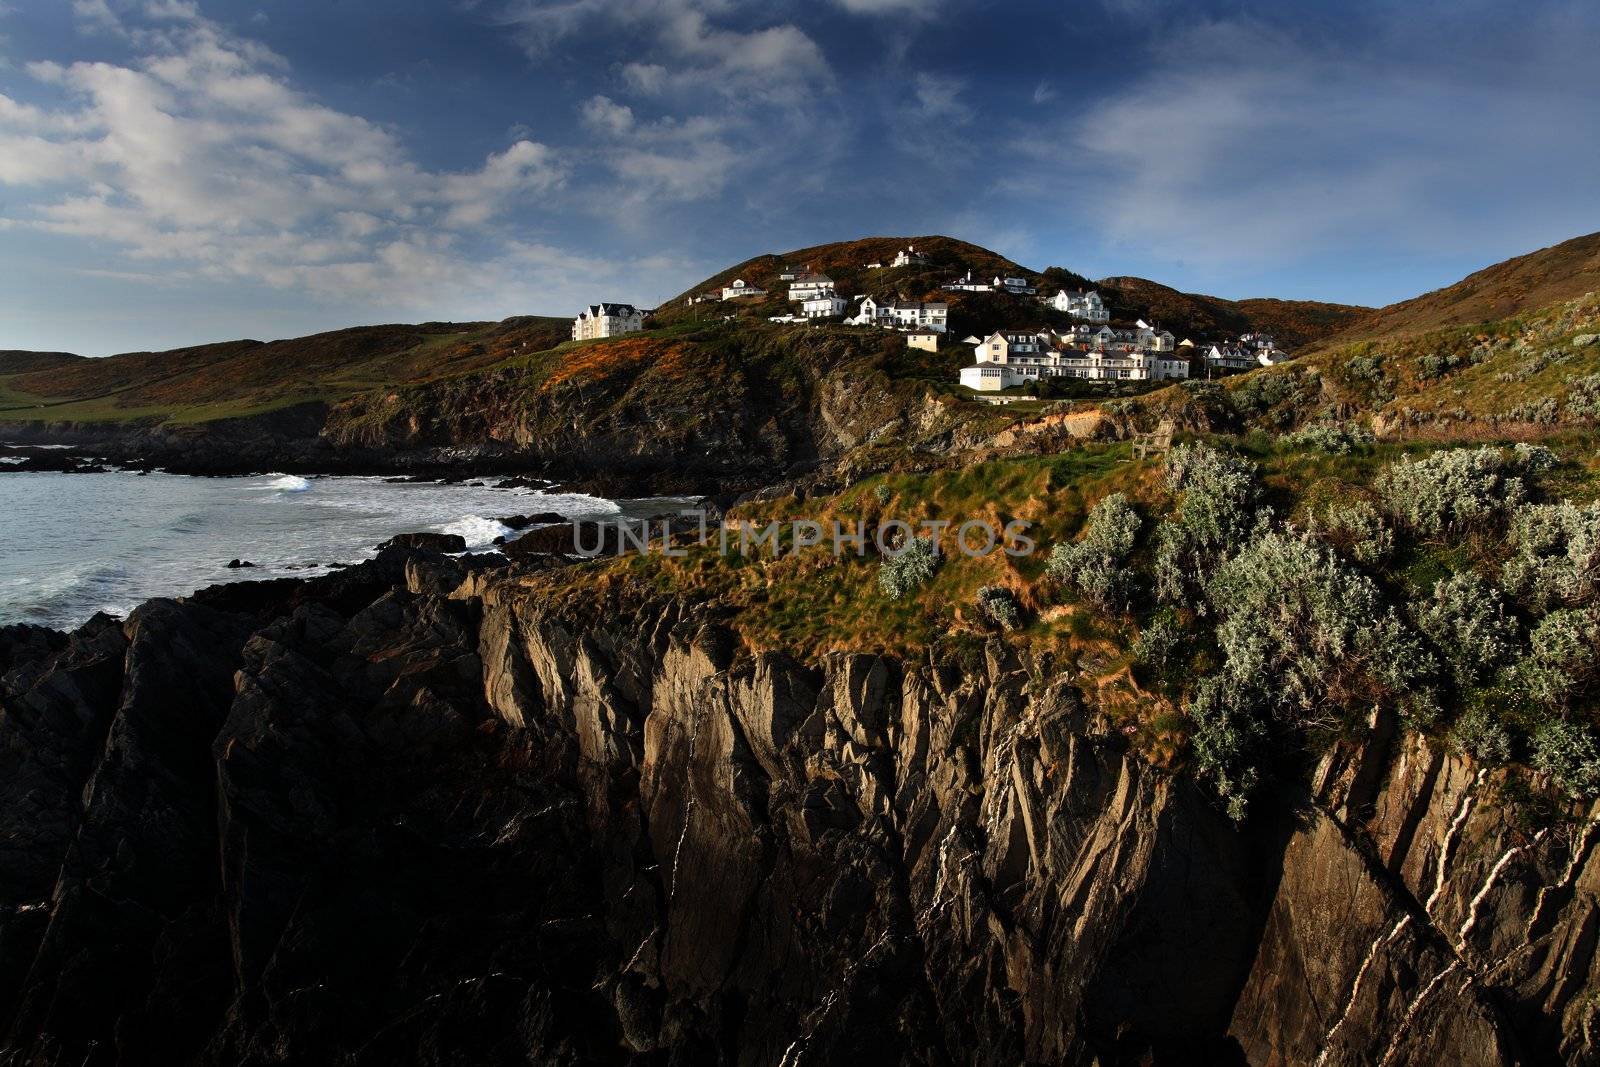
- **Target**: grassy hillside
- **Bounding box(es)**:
[321,318,1013,481]
[4,231,1595,442]
[0,351,86,376]
[653,235,1364,348]
[1323,231,1600,346]
[1129,290,1600,439]
[0,318,570,426]
[1096,276,1370,349]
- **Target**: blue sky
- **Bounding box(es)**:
[1,0,1597,355]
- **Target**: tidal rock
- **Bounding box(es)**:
[496,511,566,530]
[377,531,467,553]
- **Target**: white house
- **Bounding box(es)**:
[953,363,1004,391]
[848,297,948,333]
[1205,344,1258,374]
[722,279,768,300]
[892,246,931,268]
[959,363,1010,391]
[776,265,807,281]
[800,292,848,319]
[888,300,948,332]
[1046,289,1110,322]
[994,276,1037,295]
[847,295,886,326]
[906,331,939,352]
[942,270,993,292]
[788,273,835,301]
[572,302,646,341]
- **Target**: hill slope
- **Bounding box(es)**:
[656,235,1365,347]
[1095,276,1370,348]
[0,319,570,425]
[1327,230,1600,345]
[0,351,85,375]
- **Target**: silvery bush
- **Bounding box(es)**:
[1501,501,1600,612]
[1048,492,1142,611]
[1413,571,1518,688]
[878,537,939,601]
[1377,446,1533,535]
[1153,443,1264,609]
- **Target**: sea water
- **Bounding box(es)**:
[0,466,684,629]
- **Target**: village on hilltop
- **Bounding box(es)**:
[574,244,1291,395]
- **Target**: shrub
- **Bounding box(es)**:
[873,483,893,505]
[1413,571,1518,688]
[1154,444,1264,609]
[1450,706,1514,766]
[1531,718,1600,798]
[1047,492,1142,610]
[1133,611,1181,671]
[976,585,1020,631]
[1314,500,1394,566]
[1501,501,1600,611]
[1187,674,1269,821]
[1283,422,1376,454]
[1348,354,1386,385]
[1205,531,1434,729]
[878,537,939,600]
[1566,374,1600,420]
[1377,446,1532,535]
[1517,609,1600,709]
[1513,442,1559,472]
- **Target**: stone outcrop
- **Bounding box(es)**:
[0,555,1595,1064]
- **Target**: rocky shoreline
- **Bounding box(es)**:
[0,544,1594,1065]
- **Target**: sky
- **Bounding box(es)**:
[0,0,1597,356]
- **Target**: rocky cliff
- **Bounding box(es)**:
[1,553,1594,1065]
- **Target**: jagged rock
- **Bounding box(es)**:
[377,531,467,553]
[501,521,625,558]
[0,568,1596,1064]
[496,511,566,529]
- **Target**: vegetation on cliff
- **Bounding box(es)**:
[520,429,1600,822]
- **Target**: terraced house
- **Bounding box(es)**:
[958,328,1191,391]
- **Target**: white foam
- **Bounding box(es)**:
[263,474,312,493]
[523,491,622,515]
[438,514,514,548]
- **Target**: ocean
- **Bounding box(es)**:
[0,465,683,630]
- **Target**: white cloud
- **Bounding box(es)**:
[579,94,634,135]
[493,0,845,219]
[498,0,831,99]
[0,6,576,306]
[71,0,123,35]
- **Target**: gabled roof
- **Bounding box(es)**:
[582,302,642,318]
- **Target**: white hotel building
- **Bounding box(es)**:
[958,330,1191,391]
[572,302,647,340]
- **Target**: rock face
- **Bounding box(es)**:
[0,556,1595,1065]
